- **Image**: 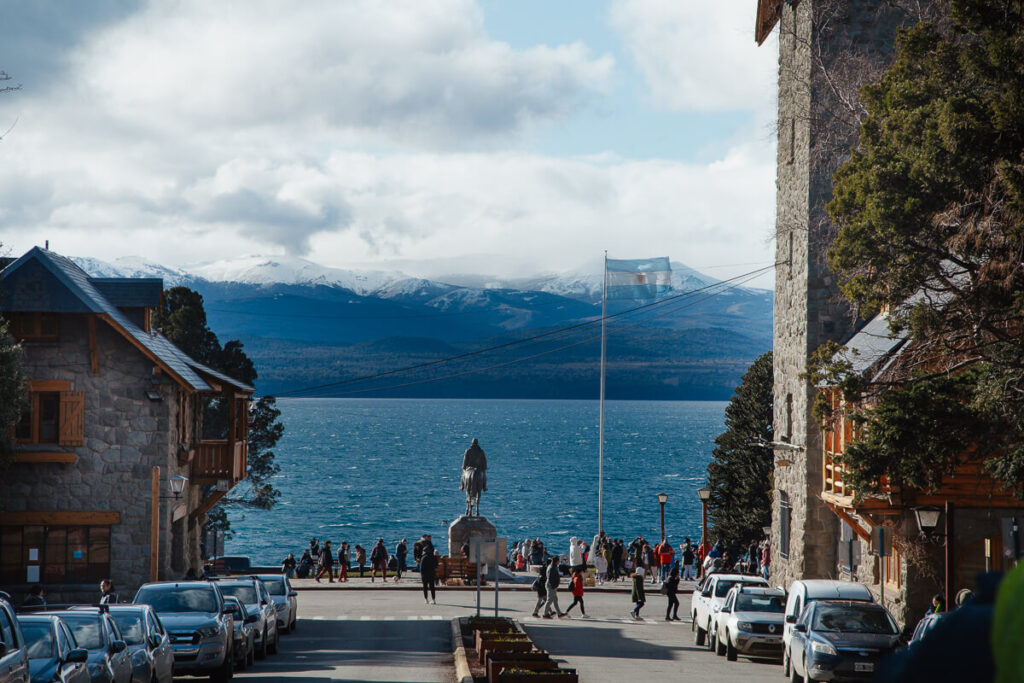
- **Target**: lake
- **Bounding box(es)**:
[224,398,726,564]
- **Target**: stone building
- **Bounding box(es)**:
[0,247,252,599]
[756,0,1024,626]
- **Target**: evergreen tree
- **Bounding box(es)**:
[706,351,773,544]
[0,316,26,468]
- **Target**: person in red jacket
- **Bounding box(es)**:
[658,541,675,582]
[564,569,587,618]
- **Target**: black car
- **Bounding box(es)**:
[14,615,90,683]
[132,582,233,682]
[47,609,131,683]
[788,600,900,682]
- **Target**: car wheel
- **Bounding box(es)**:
[290,616,297,632]
[690,612,696,632]
[694,622,706,646]
[789,655,802,683]
[715,628,727,656]
[257,628,268,660]
[726,633,737,661]
[706,622,716,651]
[281,618,291,635]
[783,649,791,678]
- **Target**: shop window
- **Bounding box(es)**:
[0,525,110,585]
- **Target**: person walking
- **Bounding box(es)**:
[281,553,297,579]
[664,567,681,621]
[355,545,367,577]
[395,539,408,582]
[681,540,696,581]
[658,541,675,583]
[99,579,118,605]
[611,540,624,581]
[542,556,564,618]
[760,540,770,580]
[420,549,438,604]
[569,537,585,574]
[22,584,46,608]
[337,543,349,582]
[594,548,608,585]
[315,540,335,582]
[531,565,547,618]
[370,539,388,582]
[631,566,647,619]
[564,569,587,618]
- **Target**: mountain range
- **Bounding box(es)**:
[73,254,773,400]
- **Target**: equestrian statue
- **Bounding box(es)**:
[460,438,487,517]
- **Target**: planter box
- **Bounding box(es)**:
[488,657,556,682]
[478,639,533,664]
[496,669,578,683]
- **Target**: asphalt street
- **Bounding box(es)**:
[174,580,785,681]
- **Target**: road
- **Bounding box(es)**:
[175,580,785,682]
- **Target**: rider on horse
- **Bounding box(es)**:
[460,438,487,516]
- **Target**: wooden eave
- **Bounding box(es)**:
[756,0,783,45]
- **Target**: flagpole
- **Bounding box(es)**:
[598,251,608,535]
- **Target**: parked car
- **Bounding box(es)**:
[222,598,256,671]
[132,581,233,682]
[908,611,943,645]
[48,609,131,683]
[214,578,278,660]
[0,592,29,683]
[691,573,769,647]
[782,580,874,677]
[13,613,89,683]
[787,600,900,682]
[106,605,173,683]
[254,574,297,634]
[712,585,786,661]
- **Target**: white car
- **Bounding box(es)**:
[691,573,768,648]
[712,585,786,661]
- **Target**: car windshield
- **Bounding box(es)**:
[813,605,899,635]
[261,578,285,594]
[715,581,739,597]
[20,622,55,659]
[735,594,785,613]
[111,613,145,645]
[59,616,103,650]
[218,585,258,604]
[135,587,218,613]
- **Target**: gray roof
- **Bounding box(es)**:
[822,313,908,386]
[2,247,252,394]
[91,278,163,308]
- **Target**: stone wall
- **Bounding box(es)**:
[3,313,198,598]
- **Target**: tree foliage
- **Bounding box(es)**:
[0,316,26,468]
[706,352,774,545]
[154,286,284,527]
[825,0,1024,496]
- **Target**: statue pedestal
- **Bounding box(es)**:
[448,515,497,557]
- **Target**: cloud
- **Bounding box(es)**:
[608,0,777,114]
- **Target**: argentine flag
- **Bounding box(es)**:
[606,257,672,300]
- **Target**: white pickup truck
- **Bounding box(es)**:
[690,573,768,648]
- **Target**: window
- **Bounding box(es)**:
[14,382,84,446]
[784,394,793,442]
[779,491,791,559]
[0,525,110,584]
[8,312,59,341]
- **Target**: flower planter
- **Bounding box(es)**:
[477,638,533,664]
[496,669,578,683]
[488,655,557,682]
[475,630,530,653]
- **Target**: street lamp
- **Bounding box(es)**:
[914,503,955,614]
[151,467,190,583]
[913,507,942,538]
[169,475,188,498]
[697,487,711,565]
[762,526,772,538]
[657,492,668,541]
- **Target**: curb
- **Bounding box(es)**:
[450,617,474,683]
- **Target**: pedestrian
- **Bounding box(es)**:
[612,540,624,581]
[664,567,680,621]
[658,541,675,583]
[413,538,424,570]
[564,569,587,618]
[309,537,320,562]
[643,543,656,584]
[370,538,388,582]
[281,553,297,579]
[746,540,759,575]
[420,549,439,604]
[569,537,585,574]
[338,543,349,582]
[631,566,646,619]
[542,556,564,618]
[297,549,313,578]
[928,593,945,616]
[395,539,408,582]
[681,540,696,581]
[22,584,45,608]
[761,540,771,580]
[355,545,367,577]
[315,540,335,582]
[594,548,608,585]
[99,579,118,604]
[531,565,547,618]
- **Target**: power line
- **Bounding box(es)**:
[277,264,778,398]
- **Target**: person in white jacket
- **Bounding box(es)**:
[569,537,585,573]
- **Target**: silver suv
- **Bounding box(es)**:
[132,582,233,682]
[215,579,278,660]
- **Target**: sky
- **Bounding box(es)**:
[0,0,779,285]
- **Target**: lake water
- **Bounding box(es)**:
[225,398,726,564]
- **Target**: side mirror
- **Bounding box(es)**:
[288,591,298,597]
[110,640,127,654]
[66,647,89,663]
[786,614,796,624]
[147,634,161,650]
[794,623,807,633]
[223,607,234,615]
[245,614,259,624]
[702,590,712,598]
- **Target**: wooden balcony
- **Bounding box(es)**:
[192,439,248,486]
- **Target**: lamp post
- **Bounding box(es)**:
[697,487,711,559]
[657,493,668,542]
[762,525,772,538]
[151,466,189,582]
[913,504,954,611]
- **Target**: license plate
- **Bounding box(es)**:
[854,662,874,673]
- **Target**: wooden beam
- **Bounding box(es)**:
[11,451,77,464]
[190,490,226,521]
[830,506,872,542]
[27,380,72,392]
[88,315,99,374]
[0,511,120,525]
[151,466,160,582]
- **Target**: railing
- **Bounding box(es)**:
[193,440,248,483]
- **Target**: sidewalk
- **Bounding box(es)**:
[289,573,698,594]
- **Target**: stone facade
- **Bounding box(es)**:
[3,315,203,599]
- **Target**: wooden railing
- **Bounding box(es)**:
[192,439,248,484]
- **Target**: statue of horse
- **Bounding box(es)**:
[461,466,486,517]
